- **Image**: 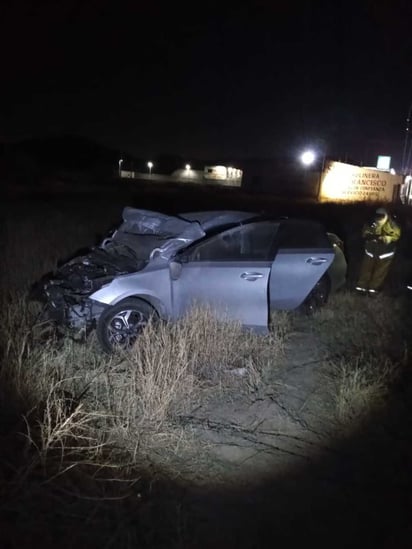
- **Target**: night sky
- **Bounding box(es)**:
[1,0,412,167]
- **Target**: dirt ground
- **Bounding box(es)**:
[141,308,412,548]
[172,317,335,483]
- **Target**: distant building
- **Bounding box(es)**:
[203,165,242,186]
[119,164,243,187]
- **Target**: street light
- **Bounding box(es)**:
[300,150,316,166]
[299,149,327,200]
[147,161,153,175]
[118,158,123,177]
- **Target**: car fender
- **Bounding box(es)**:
[90,269,171,319]
[91,290,168,320]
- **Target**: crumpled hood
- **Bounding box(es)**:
[31,208,207,301]
[112,207,206,260]
[31,245,143,302]
[55,246,143,290]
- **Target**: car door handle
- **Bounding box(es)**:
[306,257,328,265]
[240,272,264,281]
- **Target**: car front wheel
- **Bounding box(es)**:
[96,298,156,353]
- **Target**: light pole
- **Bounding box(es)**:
[299,149,325,199]
[401,101,412,174]
[118,158,123,177]
[147,161,153,176]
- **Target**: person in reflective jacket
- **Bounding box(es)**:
[355,207,401,294]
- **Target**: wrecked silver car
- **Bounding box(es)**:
[32,207,347,352]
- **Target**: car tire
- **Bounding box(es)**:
[96,298,157,353]
[301,274,330,315]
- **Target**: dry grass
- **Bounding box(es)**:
[103,308,284,454]
[270,310,293,341]
[0,295,285,461]
[310,291,406,360]
[328,354,398,426]
[0,289,287,547]
[311,291,409,428]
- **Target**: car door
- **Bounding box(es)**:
[171,221,279,331]
[269,220,335,310]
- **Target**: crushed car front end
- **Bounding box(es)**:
[32,244,147,338]
[31,207,206,340]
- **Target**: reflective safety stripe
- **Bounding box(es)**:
[407,285,412,291]
[368,289,378,293]
[378,251,395,259]
[355,286,367,292]
[365,250,374,257]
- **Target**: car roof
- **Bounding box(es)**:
[180,211,258,231]
[121,208,325,239]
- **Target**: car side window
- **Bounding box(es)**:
[188,221,279,261]
[277,220,331,249]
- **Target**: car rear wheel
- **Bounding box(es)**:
[96,298,156,353]
[301,275,330,315]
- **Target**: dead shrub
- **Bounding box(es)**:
[328,353,399,427]
[311,292,409,429]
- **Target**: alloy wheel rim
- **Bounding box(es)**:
[107,309,148,348]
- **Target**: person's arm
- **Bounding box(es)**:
[382,220,401,243]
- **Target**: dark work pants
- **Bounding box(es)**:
[357,254,393,291]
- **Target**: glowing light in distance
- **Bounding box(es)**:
[300,150,316,166]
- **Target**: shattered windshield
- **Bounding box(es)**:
[100,208,206,262]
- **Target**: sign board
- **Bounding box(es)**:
[319,161,402,202]
[377,155,391,170]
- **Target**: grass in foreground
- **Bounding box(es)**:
[0,295,288,548]
[0,296,286,464]
[311,291,410,429]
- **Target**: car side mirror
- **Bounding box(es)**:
[175,251,190,263]
[169,260,183,280]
